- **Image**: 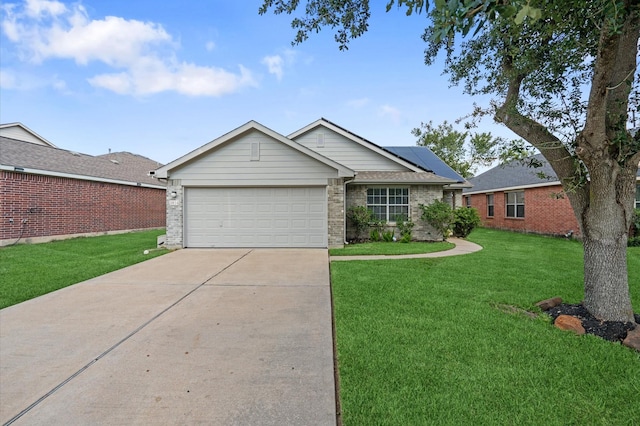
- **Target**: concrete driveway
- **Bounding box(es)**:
[0,249,336,425]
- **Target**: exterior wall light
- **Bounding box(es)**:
[170,191,178,198]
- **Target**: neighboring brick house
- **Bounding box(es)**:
[463,154,640,237]
[0,123,166,246]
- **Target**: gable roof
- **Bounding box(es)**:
[288,118,425,173]
[0,136,165,188]
[384,146,468,183]
[465,154,640,195]
[154,120,355,179]
[0,123,57,147]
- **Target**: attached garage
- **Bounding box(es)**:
[184,187,327,248]
[156,121,354,249]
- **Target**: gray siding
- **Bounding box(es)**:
[0,127,49,146]
[169,129,339,185]
[293,127,409,172]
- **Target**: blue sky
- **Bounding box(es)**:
[0,0,515,165]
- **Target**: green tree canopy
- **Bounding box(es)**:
[411,120,506,178]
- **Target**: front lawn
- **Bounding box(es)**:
[0,230,168,309]
[329,241,454,256]
[331,228,640,425]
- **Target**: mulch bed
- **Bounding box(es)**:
[546,303,640,342]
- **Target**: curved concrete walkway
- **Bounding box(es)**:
[329,238,482,261]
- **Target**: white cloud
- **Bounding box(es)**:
[347,97,370,108]
[24,0,66,18]
[89,60,256,97]
[262,49,298,81]
[205,40,215,51]
[262,55,284,80]
[0,0,256,97]
[378,104,402,123]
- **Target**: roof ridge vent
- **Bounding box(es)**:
[110,159,120,164]
[70,151,81,156]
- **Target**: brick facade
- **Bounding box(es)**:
[465,184,581,237]
[1,171,166,245]
[345,183,445,241]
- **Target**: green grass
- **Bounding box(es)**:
[0,230,168,309]
[331,228,640,425]
[330,241,454,256]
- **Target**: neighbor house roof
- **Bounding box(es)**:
[154,120,355,179]
[464,154,640,195]
[0,123,57,147]
[0,136,165,189]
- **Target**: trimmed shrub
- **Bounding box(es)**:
[420,200,454,239]
[395,214,415,243]
[347,206,373,241]
[452,207,482,238]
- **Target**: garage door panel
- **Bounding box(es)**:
[185,187,327,248]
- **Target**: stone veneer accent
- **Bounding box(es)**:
[327,178,346,248]
[345,184,444,241]
[165,180,183,248]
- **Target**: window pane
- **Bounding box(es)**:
[516,191,525,204]
[370,206,386,221]
[488,205,494,217]
[506,193,513,204]
[487,194,494,205]
[389,206,408,219]
[517,205,525,218]
[507,205,515,217]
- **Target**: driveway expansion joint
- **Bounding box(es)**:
[3,249,254,426]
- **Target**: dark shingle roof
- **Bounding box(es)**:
[0,136,165,187]
[384,146,466,183]
[464,154,559,193]
[466,154,640,194]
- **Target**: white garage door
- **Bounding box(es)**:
[184,187,327,248]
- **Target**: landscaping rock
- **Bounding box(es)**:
[536,297,563,311]
[554,315,585,335]
[622,327,640,352]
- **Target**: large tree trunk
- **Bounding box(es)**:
[581,164,635,322]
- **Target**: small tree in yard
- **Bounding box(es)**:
[420,200,454,240]
[260,0,640,323]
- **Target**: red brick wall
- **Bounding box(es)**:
[1,171,166,242]
[466,185,581,237]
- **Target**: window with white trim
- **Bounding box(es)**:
[505,191,525,218]
[366,187,409,222]
[486,194,494,217]
[464,196,471,207]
